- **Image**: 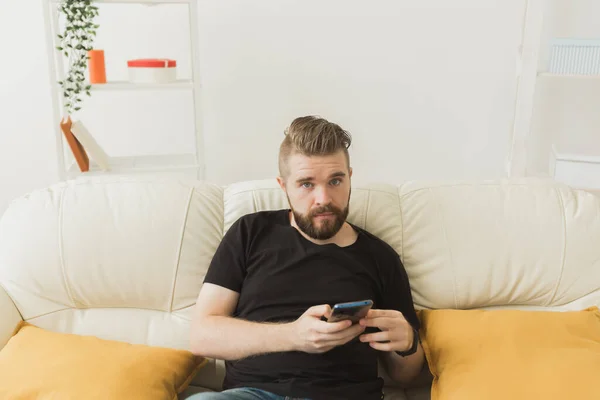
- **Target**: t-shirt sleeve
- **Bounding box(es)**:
[203,217,247,293]
[380,249,420,330]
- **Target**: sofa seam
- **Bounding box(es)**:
[58,186,76,308]
[26,306,196,322]
[0,281,24,321]
[27,307,73,321]
[218,189,225,238]
[548,187,568,306]
[171,303,194,313]
[251,190,259,212]
[169,187,195,313]
[364,189,371,231]
[396,187,404,264]
[431,188,459,309]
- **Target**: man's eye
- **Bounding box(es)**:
[330,179,341,186]
[302,182,313,188]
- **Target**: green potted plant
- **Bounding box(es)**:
[55,0,100,116]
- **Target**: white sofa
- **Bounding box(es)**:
[1,176,599,400]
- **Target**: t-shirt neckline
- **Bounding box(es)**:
[281,209,362,249]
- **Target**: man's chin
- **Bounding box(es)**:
[311,225,343,240]
[310,231,336,240]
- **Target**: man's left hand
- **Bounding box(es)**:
[358,309,414,352]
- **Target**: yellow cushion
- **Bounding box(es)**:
[419,306,600,400]
[0,321,207,400]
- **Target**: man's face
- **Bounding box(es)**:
[277,150,352,240]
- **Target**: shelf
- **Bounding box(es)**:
[51,0,191,4]
[45,0,204,181]
[91,80,194,91]
[552,156,600,191]
[66,154,199,178]
[538,72,600,79]
[553,153,600,164]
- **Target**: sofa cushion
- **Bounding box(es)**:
[419,306,600,400]
[0,177,224,388]
[398,179,600,311]
[0,322,207,400]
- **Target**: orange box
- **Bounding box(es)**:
[88,49,107,84]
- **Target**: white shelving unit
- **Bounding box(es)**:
[550,147,600,191]
[42,0,204,181]
[506,0,544,177]
[538,72,600,79]
[509,1,600,190]
[533,5,600,190]
[90,80,194,91]
[67,154,198,176]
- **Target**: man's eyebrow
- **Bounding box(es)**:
[296,176,314,183]
[295,172,346,183]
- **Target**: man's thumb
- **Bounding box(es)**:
[306,304,332,318]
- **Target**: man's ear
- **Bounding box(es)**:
[349,167,353,178]
[276,176,285,190]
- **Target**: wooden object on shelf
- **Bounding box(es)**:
[60,117,90,172]
[70,120,111,171]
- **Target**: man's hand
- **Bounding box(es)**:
[289,304,366,354]
[358,309,414,352]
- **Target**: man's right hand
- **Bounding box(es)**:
[288,304,366,354]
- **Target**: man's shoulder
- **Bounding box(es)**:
[229,209,289,232]
[354,225,400,261]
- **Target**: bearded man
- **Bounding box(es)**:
[189,116,424,400]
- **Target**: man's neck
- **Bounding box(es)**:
[289,212,358,247]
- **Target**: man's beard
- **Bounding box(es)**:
[288,195,350,241]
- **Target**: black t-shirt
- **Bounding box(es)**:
[203,210,419,400]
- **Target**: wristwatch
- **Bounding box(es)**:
[396,326,419,357]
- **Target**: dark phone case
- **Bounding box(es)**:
[328,301,373,323]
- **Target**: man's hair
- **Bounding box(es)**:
[278,116,352,178]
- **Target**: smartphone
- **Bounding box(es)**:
[327,299,373,324]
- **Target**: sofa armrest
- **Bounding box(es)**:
[0,284,22,349]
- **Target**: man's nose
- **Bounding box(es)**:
[314,186,332,205]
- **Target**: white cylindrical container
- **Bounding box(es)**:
[127,59,177,83]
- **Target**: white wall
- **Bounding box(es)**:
[0,0,527,215]
[0,1,59,214]
[197,0,525,185]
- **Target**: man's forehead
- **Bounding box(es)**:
[289,158,347,179]
[288,152,347,168]
[293,170,347,183]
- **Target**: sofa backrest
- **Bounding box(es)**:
[225,178,600,312]
[1,176,599,355]
[0,177,223,352]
